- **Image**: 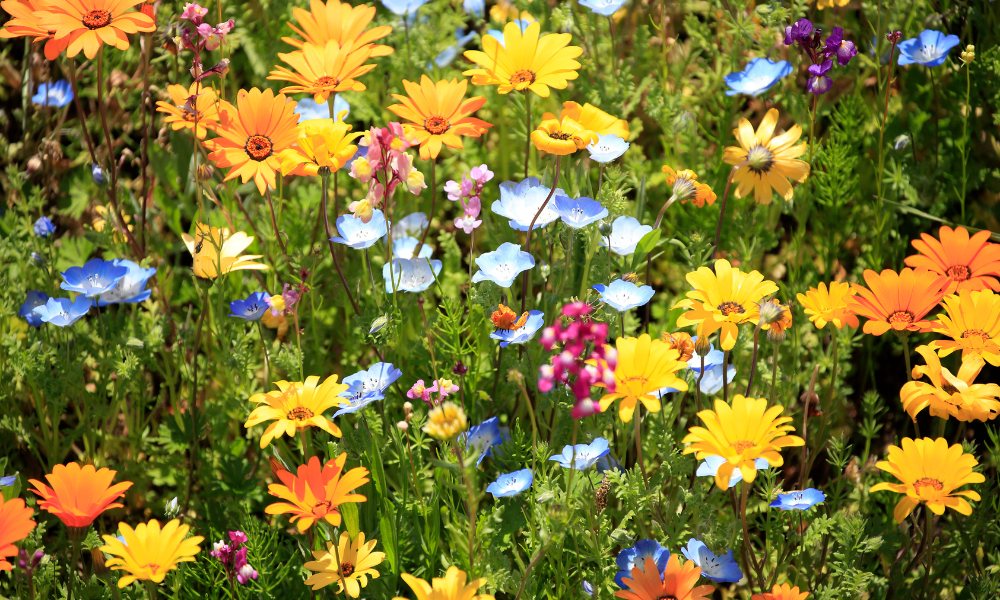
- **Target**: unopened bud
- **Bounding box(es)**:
[403,401,413,412]
[91,547,109,578]
[757,298,785,326]
[694,335,711,357]
[196,164,214,182]
[317,166,331,178]
[960,44,975,64]
[26,155,43,175]
[269,457,287,479]
[886,30,902,44]
[397,420,409,431]
[598,221,612,237]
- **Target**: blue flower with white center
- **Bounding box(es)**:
[433,28,478,68]
[592,279,655,312]
[332,380,384,418]
[393,235,433,260]
[553,195,608,228]
[91,163,105,184]
[294,95,350,122]
[0,474,16,487]
[472,242,535,288]
[696,455,770,489]
[614,539,670,588]
[330,210,388,249]
[490,310,544,347]
[461,417,509,465]
[19,291,49,328]
[486,468,533,498]
[383,257,442,292]
[579,0,626,17]
[98,259,156,306]
[32,80,74,108]
[582,580,595,597]
[33,216,56,237]
[487,19,531,46]
[33,296,92,327]
[697,359,737,395]
[587,134,629,164]
[770,488,826,511]
[493,177,566,231]
[229,291,271,321]
[462,0,483,16]
[598,216,653,256]
[549,437,610,470]
[680,538,743,583]
[724,58,794,96]
[392,212,428,238]
[381,0,427,16]
[341,362,402,400]
[60,258,128,298]
[898,29,960,67]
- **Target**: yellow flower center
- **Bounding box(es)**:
[888,310,914,325]
[287,406,314,421]
[83,9,112,29]
[311,500,332,517]
[510,70,536,85]
[424,114,450,135]
[314,76,340,88]
[245,135,273,161]
[913,477,943,493]
[962,329,988,341]
[745,144,774,174]
[718,301,745,316]
[732,440,754,453]
[340,562,355,577]
[945,264,971,281]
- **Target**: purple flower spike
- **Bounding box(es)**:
[784,18,813,46]
[807,60,833,95]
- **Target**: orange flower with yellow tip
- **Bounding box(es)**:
[682,395,804,490]
[596,334,689,422]
[282,0,393,57]
[181,224,268,279]
[279,115,362,176]
[0,494,35,571]
[904,226,1000,294]
[269,41,378,103]
[900,345,1000,422]
[392,566,493,600]
[751,583,810,600]
[155,83,220,140]
[614,555,714,600]
[245,375,350,448]
[29,463,132,532]
[722,108,809,205]
[36,0,155,59]
[265,454,369,532]
[0,0,71,60]
[870,437,984,524]
[929,289,1000,366]
[99,519,203,588]
[674,259,779,351]
[796,281,858,330]
[847,268,946,336]
[662,165,716,207]
[531,116,597,156]
[386,76,493,160]
[542,101,628,139]
[491,303,528,332]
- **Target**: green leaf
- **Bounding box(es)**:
[378,500,399,574]
[629,229,662,272]
[367,430,387,501]
[341,502,360,539]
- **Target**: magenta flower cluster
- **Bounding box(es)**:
[784,18,858,95]
[538,303,617,419]
[444,164,494,234]
[178,3,234,82]
[348,123,426,223]
[407,378,460,407]
[210,530,258,586]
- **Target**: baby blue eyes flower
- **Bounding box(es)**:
[680,538,743,583]
[724,58,794,96]
[898,29,960,67]
[579,0,626,17]
[549,437,611,470]
[599,216,653,256]
[229,291,271,321]
[487,19,531,46]
[19,291,50,328]
[614,539,670,588]
[381,0,427,16]
[61,258,129,298]
[0,474,16,487]
[472,242,535,288]
[392,212,428,238]
[33,296,93,327]
[33,217,56,237]
[32,80,74,108]
[696,455,769,489]
[383,257,443,292]
[434,28,477,68]
[490,310,544,347]
[331,210,388,249]
[592,279,655,312]
[294,95,350,122]
[486,468,533,498]
[770,488,826,511]
[493,177,566,231]
[582,580,595,597]
[461,417,508,465]
[553,196,609,228]
[587,134,629,163]
[332,381,384,418]
[393,235,433,259]
[97,259,156,306]
[341,362,402,399]
[462,0,484,17]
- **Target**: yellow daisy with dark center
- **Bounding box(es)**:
[722,108,810,205]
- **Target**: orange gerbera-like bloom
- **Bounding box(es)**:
[615,555,715,600]
[930,289,1000,366]
[155,83,220,140]
[751,583,810,600]
[463,21,582,97]
[0,494,35,571]
[904,226,1000,293]
[282,0,393,57]
[0,0,71,60]
[796,281,858,330]
[900,345,1000,422]
[204,88,301,195]
[36,0,155,60]
[542,101,628,139]
[29,463,132,532]
[266,454,369,532]
[662,165,716,207]
[848,268,947,336]
[531,116,597,156]
[723,108,810,205]
[269,41,377,103]
[386,76,493,160]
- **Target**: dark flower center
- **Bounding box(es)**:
[914,477,943,492]
[549,131,573,141]
[941,382,960,395]
[888,310,914,325]
[745,144,774,174]
[83,9,112,29]
[718,301,745,316]
[946,264,971,281]
[424,115,450,135]
[510,70,535,85]
[340,562,354,577]
[245,135,273,161]
[287,406,314,421]
[962,329,988,341]
[657,595,679,600]
[314,76,340,88]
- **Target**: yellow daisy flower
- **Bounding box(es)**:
[279,114,363,176]
[99,519,203,588]
[796,281,859,330]
[181,224,268,279]
[304,531,385,596]
[423,401,467,440]
[900,345,1000,422]
[722,108,809,205]
[392,566,493,600]
[244,375,349,448]
[929,289,1000,366]
[268,41,378,103]
[531,116,597,155]
[596,334,689,422]
[463,21,581,97]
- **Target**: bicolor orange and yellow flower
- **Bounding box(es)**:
[29,463,132,531]
[387,76,493,160]
[662,166,716,207]
[269,41,378,102]
[266,454,369,532]
[280,114,362,176]
[155,83,220,140]
[282,0,393,56]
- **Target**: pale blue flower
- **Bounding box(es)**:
[19,291,49,328]
[294,95,350,122]
[331,210,387,249]
[487,20,531,46]
[553,196,608,228]
[549,437,610,470]
[392,212,428,238]
[615,540,670,588]
[681,538,743,583]
[587,134,629,163]
[770,488,826,511]
[724,58,794,96]
[592,279,654,312]
[579,0,626,17]
[229,291,271,321]
[333,381,384,418]
[32,80,74,108]
[598,216,652,256]
[461,417,508,465]
[434,28,477,68]
[33,296,92,327]
[341,362,402,399]
[490,310,544,347]
[91,163,105,184]
[383,257,442,293]
[0,474,16,487]
[472,242,535,288]
[33,217,56,237]
[582,580,595,597]
[697,360,737,395]
[493,177,566,231]
[98,259,156,306]
[393,235,433,259]
[381,0,427,16]
[696,455,770,489]
[486,468,533,498]
[462,0,484,16]
[898,29,960,67]
[60,258,128,298]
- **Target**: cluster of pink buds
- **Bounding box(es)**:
[407,377,460,408]
[444,164,493,234]
[178,3,234,81]
[538,302,617,419]
[210,531,258,586]
[348,123,426,223]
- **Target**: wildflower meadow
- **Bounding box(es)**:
[2,0,1000,598]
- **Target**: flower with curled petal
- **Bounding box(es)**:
[722,108,809,205]
[182,224,268,279]
[900,345,1000,422]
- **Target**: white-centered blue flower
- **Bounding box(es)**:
[493,177,566,231]
[393,235,433,259]
[549,437,610,470]
[681,538,743,583]
[341,362,402,400]
[433,27,478,68]
[33,296,92,327]
[381,0,427,16]
[614,539,670,588]
[486,468,533,498]
[598,216,652,256]
[553,195,608,228]
[392,212,428,238]
[592,279,655,312]
[490,310,544,347]
[34,217,56,237]
[696,455,769,489]
[461,417,509,465]
[19,291,50,328]
[98,259,157,306]
[770,488,826,511]
[330,210,387,249]
[587,134,629,163]
[898,29,960,67]
[333,380,384,418]
[472,242,535,288]
[383,257,442,292]
[724,58,794,96]
[229,291,271,321]
[486,19,531,46]
[60,258,129,298]
[32,80,74,108]
[294,95,350,122]
[579,0,626,17]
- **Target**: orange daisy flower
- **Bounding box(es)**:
[929,289,1000,366]
[386,76,493,160]
[204,88,301,195]
[282,0,393,57]
[796,281,858,330]
[37,0,155,60]
[269,41,377,103]
[0,0,71,60]
[751,583,810,600]
[614,555,714,600]
[904,226,1000,293]
[155,83,220,140]
[661,165,716,207]
[0,494,35,571]
[542,101,628,139]
[28,463,132,532]
[847,268,947,336]
[265,454,369,532]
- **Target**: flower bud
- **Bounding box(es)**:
[598,221,612,237]
[694,335,711,357]
[91,547,109,578]
[757,298,786,326]
[960,44,975,64]
[397,420,409,431]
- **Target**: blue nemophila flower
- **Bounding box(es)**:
[490,310,544,347]
[592,279,655,312]
[33,216,56,237]
[91,163,105,184]
[332,381,384,418]
[582,580,595,597]
[462,0,483,16]
[697,455,769,489]
[381,0,426,16]
[98,259,156,306]
[32,80,74,108]
[587,134,629,164]
[433,28,477,68]
[579,0,626,17]
[487,19,531,46]
[898,29,960,67]
[393,236,433,260]
[0,474,16,487]
[33,296,92,327]
[229,291,271,321]
[60,258,128,298]
[697,360,737,395]
[341,362,403,400]
[383,257,443,293]
[554,196,608,228]
[461,417,508,465]
[770,488,826,511]
[486,468,533,498]
[392,212,428,238]
[724,58,793,96]
[493,177,566,231]
[472,242,535,288]
[599,216,653,256]
[19,291,49,328]
[614,539,670,588]
[549,437,611,470]
[331,210,388,249]
[294,95,350,123]
[681,538,743,583]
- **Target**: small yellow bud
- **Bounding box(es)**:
[960,44,975,64]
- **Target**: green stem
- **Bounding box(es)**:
[256,321,270,390]
[364,248,383,312]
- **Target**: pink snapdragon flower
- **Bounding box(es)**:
[538,303,617,419]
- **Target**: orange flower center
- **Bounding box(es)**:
[623,375,650,388]
[913,477,943,493]
[962,329,988,341]
[287,406,314,421]
[314,76,340,88]
[657,596,679,600]
[946,264,971,281]
[732,440,754,453]
[144,563,162,576]
[340,562,355,577]
[424,115,450,135]
[82,9,112,29]
[888,311,914,325]
[510,70,535,85]
[718,301,745,316]
[745,144,774,174]
[311,500,333,517]
[245,135,273,161]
